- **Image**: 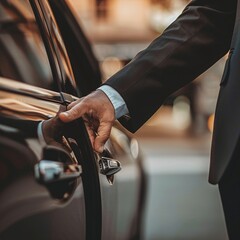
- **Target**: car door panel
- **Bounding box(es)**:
[0,78,86,240]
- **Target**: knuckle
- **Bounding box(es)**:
[69,108,79,118]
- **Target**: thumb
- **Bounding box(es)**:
[59,103,86,122]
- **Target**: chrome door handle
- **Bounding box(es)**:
[98,149,121,185]
[99,157,121,176]
[35,160,82,184]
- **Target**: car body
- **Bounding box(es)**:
[0,1,146,240]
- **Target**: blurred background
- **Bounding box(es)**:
[69,0,228,239]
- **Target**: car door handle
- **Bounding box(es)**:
[98,149,121,185]
[99,157,121,176]
[35,144,82,184]
[35,160,82,184]
[34,145,82,199]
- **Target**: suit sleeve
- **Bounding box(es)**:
[103,0,237,132]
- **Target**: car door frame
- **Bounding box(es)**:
[28,1,102,239]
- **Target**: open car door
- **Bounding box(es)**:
[0,0,102,239]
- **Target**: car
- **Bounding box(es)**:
[0,1,146,240]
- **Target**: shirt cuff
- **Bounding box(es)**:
[98,85,129,119]
[37,121,47,147]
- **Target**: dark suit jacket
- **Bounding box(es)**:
[104,0,238,184]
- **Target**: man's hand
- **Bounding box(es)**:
[59,90,115,153]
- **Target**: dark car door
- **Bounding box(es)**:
[29,1,103,239]
[0,1,102,239]
[0,80,88,240]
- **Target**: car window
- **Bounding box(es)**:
[0,1,56,90]
[0,0,80,96]
[48,0,102,96]
[30,0,79,96]
[0,0,34,22]
[0,0,100,98]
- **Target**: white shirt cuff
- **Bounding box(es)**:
[98,85,129,119]
[37,121,46,147]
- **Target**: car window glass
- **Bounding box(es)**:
[31,0,79,96]
[3,0,34,20]
[48,0,102,96]
[42,1,75,81]
[0,1,57,90]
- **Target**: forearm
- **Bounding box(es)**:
[105,0,237,132]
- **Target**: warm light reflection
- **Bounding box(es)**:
[0,78,82,123]
[208,114,215,133]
